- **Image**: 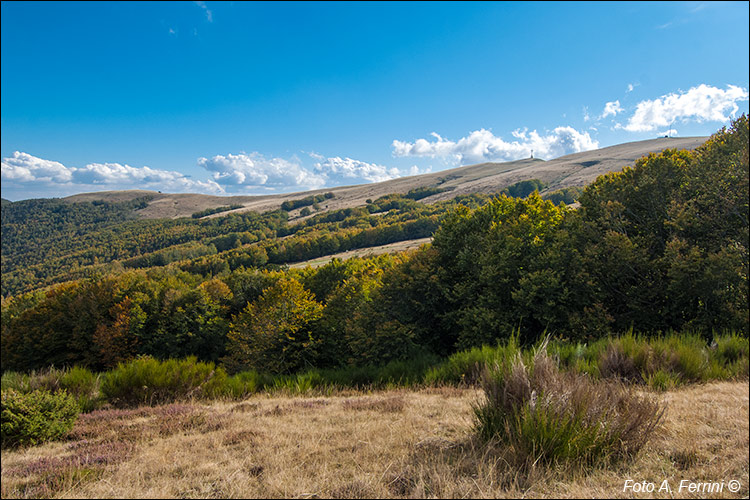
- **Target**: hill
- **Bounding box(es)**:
[1,115,746,379]
[61,136,708,219]
[0,135,712,298]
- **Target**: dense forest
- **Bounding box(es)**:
[1,116,747,374]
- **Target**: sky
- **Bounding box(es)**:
[1,1,748,201]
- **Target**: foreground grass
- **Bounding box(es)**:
[1,381,747,499]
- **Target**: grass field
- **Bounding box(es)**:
[2,381,747,498]
[288,237,432,269]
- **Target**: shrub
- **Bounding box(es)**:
[646,369,678,391]
[1,389,80,449]
[598,343,643,382]
[220,370,263,399]
[100,356,226,407]
[473,346,663,468]
[425,337,520,385]
[596,332,710,385]
[60,367,101,412]
[0,372,28,393]
[1,367,101,413]
[712,333,749,366]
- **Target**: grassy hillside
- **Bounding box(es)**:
[55,136,707,220]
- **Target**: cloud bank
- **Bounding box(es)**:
[198,153,326,192]
[2,150,406,199]
[623,84,748,132]
[392,126,598,164]
[1,151,222,197]
[197,152,404,193]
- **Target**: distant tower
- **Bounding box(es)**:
[530,150,534,159]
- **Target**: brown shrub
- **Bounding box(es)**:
[598,343,644,382]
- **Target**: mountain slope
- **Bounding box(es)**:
[61,136,708,219]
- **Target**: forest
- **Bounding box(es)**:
[1,116,747,375]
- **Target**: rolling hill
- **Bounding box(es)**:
[0,135,712,297]
[60,136,708,219]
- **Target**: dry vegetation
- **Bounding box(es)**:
[1,381,747,499]
[288,237,432,269]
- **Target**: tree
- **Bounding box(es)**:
[225,277,324,374]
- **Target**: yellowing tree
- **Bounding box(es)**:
[225,277,324,374]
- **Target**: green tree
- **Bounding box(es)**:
[225,277,324,374]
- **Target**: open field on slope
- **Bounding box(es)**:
[2,381,747,499]
[61,136,707,220]
[288,237,432,269]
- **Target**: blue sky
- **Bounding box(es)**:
[2,1,748,201]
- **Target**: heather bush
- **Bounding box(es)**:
[1,389,80,449]
[473,346,663,467]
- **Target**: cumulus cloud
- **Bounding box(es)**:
[70,162,221,193]
[623,84,749,132]
[601,100,624,119]
[313,156,400,184]
[392,127,598,164]
[1,151,222,195]
[1,151,72,183]
[198,152,326,192]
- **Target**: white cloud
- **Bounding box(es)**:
[198,152,326,192]
[71,162,221,193]
[392,126,598,164]
[408,165,431,176]
[626,83,640,93]
[194,1,213,22]
[656,129,679,137]
[1,151,72,183]
[313,156,400,184]
[623,84,749,132]
[601,100,624,119]
[1,151,222,195]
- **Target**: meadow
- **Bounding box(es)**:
[2,332,748,498]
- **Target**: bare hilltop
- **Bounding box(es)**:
[63,136,708,219]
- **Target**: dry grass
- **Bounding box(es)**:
[288,238,432,269]
[1,382,747,498]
